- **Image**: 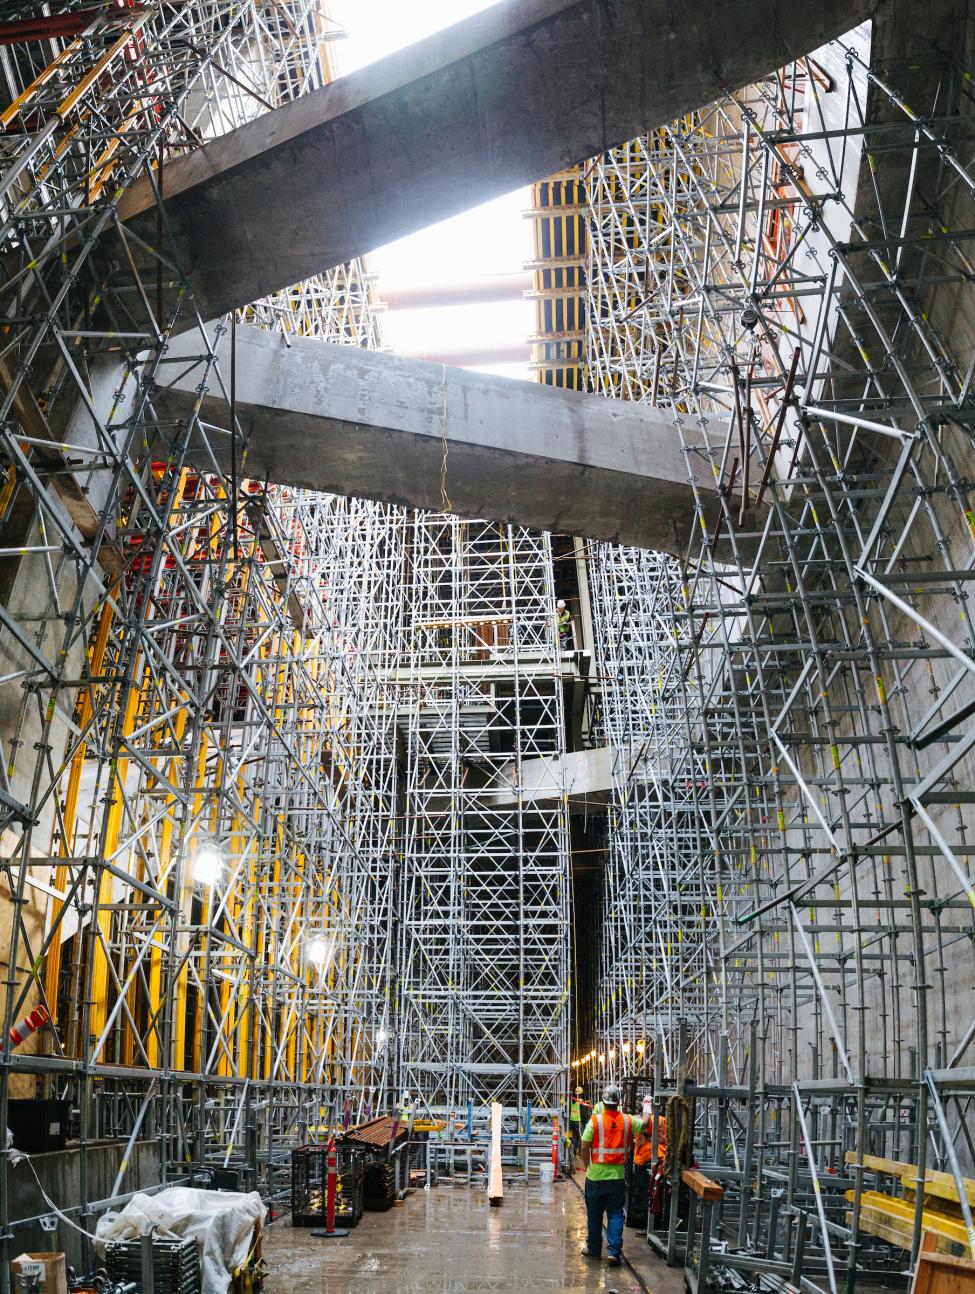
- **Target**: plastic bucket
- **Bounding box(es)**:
[539,1163,555,1183]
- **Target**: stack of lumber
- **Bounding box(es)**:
[845,1152,975,1257]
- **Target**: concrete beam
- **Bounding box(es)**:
[120,0,883,319]
[486,745,660,813]
[153,324,730,552]
[488,747,617,814]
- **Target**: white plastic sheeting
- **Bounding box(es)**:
[94,1188,266,1294]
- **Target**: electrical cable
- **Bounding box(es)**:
[439,363,451,512]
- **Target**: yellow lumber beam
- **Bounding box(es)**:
[848,1191,972,1255]
[847,1153,975,1208]
[846,1151,917,1176]
[847,1212,960,1257]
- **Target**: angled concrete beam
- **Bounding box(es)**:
[120,0,882,319]
[488,747,636,814]
[153,324,731,551]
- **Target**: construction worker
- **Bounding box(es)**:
[556,599,572,650]
[569,1086,590,1153]
[635,1092,667,1163]
[579,1083,647,1266]
[628,1106,667,1229]
[634,1110,666,1164]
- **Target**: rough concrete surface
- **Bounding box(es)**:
[155,324,732,552]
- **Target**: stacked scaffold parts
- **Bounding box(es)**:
[68,1269,136,1294]
[104,1238,201,1294]
[339,1115,410,1212]
[362,1160,397,1212]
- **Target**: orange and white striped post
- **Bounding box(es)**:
[325,1136,338,1231]
[311,1136,349,1240]
[8,1005,48,1049]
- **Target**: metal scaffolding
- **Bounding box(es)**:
[0,0,395,1252]
[393,515,571,1131]
[1,0,975,1288]
[0,0,574,1240]
[579,16,975,1288]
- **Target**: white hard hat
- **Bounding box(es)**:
[556,600,566,609]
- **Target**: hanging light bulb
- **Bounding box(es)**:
[307,936,329,967]
[192,844,224,888]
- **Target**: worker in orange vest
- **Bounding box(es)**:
[634,1111,667,1165]
[579,1083,650,1265]
[628,1108,667,1229]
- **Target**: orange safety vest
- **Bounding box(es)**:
[634,1114,667,1166]
[591,1109,635,1165]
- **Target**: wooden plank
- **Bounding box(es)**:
[917,1172,975,1210]
[524,287,587,301]
[682,1168,724,1202]
[846,1153,975,1207]
[848,1191,972,1255]
[488,1102,503,1207]
[522,205,588,219]
[523,256,586,270]
[852,1209,921,1251]
[846,1151,917,1177]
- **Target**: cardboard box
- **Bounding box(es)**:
[11,1253,67,1294]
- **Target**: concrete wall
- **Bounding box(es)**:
[0,494,105,1098]
[7,1140,160,1269]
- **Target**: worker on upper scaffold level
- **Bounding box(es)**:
[556,600,572,650]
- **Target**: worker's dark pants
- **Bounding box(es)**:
[584,1177,626,1257]
[626,1160,650,1228]
[570,1119,582,1153]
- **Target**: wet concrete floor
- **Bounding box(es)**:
[263,1178,650,1293]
